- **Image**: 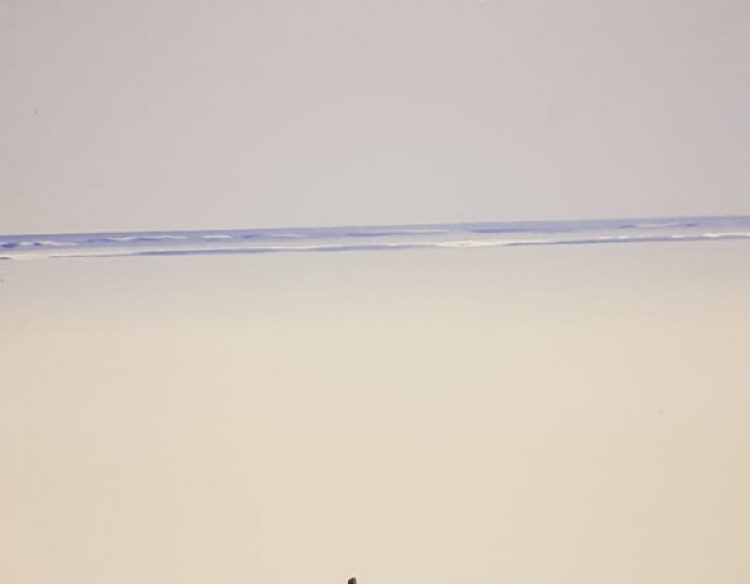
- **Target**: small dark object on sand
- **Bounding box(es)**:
[348,578,357,584]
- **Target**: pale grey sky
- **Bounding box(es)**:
[2,0,749,234]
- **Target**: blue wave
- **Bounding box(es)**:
[1,216,749,260]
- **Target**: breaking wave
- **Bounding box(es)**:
[1,216,749,261]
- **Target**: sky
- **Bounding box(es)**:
[2,0,750,234]
[2,1,750,583]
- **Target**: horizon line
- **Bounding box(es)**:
[2,215,750,261]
